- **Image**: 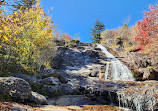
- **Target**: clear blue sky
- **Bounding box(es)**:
[41,0,157,43]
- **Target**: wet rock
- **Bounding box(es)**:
[31,91,47,105]
[0,77,32,100]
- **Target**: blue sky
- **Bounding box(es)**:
[41,0,158,43]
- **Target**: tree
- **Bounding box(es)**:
[12,0,36,11]
[134,5,158,54]
[91,19,105,44]
[0,0,55,74]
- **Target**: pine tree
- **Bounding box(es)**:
[91,19,105,44]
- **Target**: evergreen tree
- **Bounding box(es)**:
[91,19,105,44]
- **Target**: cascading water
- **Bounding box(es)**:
[97,44,158,111]
[97,44,135,81]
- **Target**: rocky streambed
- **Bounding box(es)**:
[0,42,157,111]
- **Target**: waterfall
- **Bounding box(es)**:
[97,44,135,81]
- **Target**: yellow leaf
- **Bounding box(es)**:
[0,10,2,15]
[14,11,18,17]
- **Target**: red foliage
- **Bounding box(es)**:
[135,5,158,54]
[62,33,71,42]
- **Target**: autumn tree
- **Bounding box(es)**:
[12,0,36,11]
[100,29,118,46]
[91,19,105,44]
[0,0,55,74]
[134,5,158,55]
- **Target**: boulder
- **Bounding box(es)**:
[31,91,47,105]
[0,77,32,100]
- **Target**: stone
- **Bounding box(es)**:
[0,77,32,100]
[58,76,68,84]
[84,50,99,58]
[12,73,37,84]
[31,91,47,105]
[51,52,63,69]
[142,68,157,80]
[94,48,102,51]
[48,95,99,106]
[40,65,46,72]
[89,71,99,77]
[39,77,59,85]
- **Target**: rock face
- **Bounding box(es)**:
[0,77,32,100]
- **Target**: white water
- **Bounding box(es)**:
[97,44,135,81]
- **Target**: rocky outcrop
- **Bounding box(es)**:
[122,53,158,80]
[5,42,157,111]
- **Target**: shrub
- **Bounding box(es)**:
[0,0,55,75]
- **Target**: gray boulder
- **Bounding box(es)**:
[0,77,32,100]
[31,91,47,105]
